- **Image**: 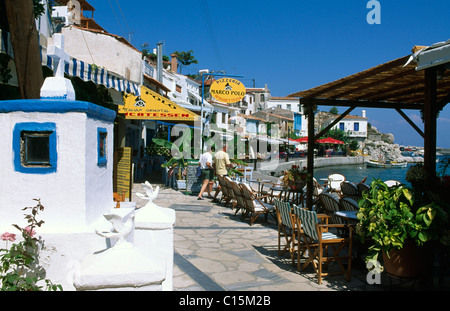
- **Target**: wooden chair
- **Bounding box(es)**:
[217,175,232,206]
[230,180,245,215]
[292,204,353,285]
[225,177,238,209]
[239,183,276,226]
[274,199,300,266]
[340,181,361,201]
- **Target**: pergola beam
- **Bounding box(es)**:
[301,97,423,110]
[395,108,425,138]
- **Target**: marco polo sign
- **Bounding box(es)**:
[210,78,246,103]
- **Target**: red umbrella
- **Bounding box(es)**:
[317,137,344,144]
[293,137,309,143]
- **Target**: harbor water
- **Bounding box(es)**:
[313,155,450,187]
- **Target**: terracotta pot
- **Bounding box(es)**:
[382,240,432,278]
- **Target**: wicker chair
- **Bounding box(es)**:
[240,183,276,226]
[340,181,361,201]
[230,180,246,215]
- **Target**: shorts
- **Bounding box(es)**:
[201,169,214,181]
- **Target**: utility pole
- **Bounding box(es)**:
[4,0,43,99]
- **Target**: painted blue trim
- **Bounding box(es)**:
[0,99,116,122]
[97,127,107,167]
[13,123,57,174]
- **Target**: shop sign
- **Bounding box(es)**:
[210,78,246,103]
[119,85,199,121]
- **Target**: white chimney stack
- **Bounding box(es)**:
[362,110,367,118]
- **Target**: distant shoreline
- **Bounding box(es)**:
[256,155,425,177]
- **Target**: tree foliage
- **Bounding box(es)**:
[173,50,198,73]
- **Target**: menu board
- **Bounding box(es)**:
[186,160,202,193]
[114,147,132,201]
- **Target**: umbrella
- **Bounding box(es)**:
[293,137,310,143]
[317,137,344,144]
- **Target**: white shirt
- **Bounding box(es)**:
[199,152,213,169]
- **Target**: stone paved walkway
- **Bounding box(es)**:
[132,180,449,292]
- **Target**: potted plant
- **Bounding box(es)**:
[356,179,448,278]
[152,137,196,190]
[281,164,310,191]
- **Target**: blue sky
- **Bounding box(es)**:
[89,0,450,148]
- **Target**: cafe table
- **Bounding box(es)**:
[249,179,271,195]
[269,186,305,206]
[335,211,358,224]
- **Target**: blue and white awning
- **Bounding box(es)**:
[46,55,140,96]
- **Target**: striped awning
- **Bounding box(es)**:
[45,55,140,96]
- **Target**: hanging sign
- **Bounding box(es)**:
[210,78,246,103]
[119,85,199,121]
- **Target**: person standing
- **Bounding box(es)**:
[213,144,233,177]
[198,146,215,200]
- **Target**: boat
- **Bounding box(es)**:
[365,159,408,168]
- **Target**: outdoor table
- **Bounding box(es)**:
[249,179,271,195]
[335,211,359,225]
[269,186,305,206]
[335,211,358,220]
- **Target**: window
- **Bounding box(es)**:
[98,128,107,166]
[13,123,57,174]
[354,122,360,131]
[339,122,345,131]
[287,104,291,110]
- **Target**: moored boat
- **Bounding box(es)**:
[365,159,407,168]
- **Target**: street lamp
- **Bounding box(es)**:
[199,70,244,150]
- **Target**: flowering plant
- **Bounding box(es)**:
[0,199,62,291]
[282,164,310,190]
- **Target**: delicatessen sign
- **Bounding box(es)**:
[119,86,198,121]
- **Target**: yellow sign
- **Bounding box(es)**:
[119,85,199,121]
[114,147,132,200]
[210,78,246,103]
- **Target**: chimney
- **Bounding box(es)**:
[362,110,367,118]
[171,53,178,74]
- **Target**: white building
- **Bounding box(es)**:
[322,110,369,146]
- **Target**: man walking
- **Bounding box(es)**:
[213,144,232,177]
[198,146,215,200]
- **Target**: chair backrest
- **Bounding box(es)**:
[243,166,253,182]
[223,176,234,196]
[328,173,345,191]
[231,181,245,207]
[340,181,361,201]
[240,183,256,212]
[319,192,343,224]
[274,199,293,228]
[227,178,237,201]
[292,204,319,241]
[357,182,370,195]
[384,180,401,187]
[339,197,359,212]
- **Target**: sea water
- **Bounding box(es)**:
[313,155,450,187]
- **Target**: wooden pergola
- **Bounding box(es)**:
[288,43,450,209]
